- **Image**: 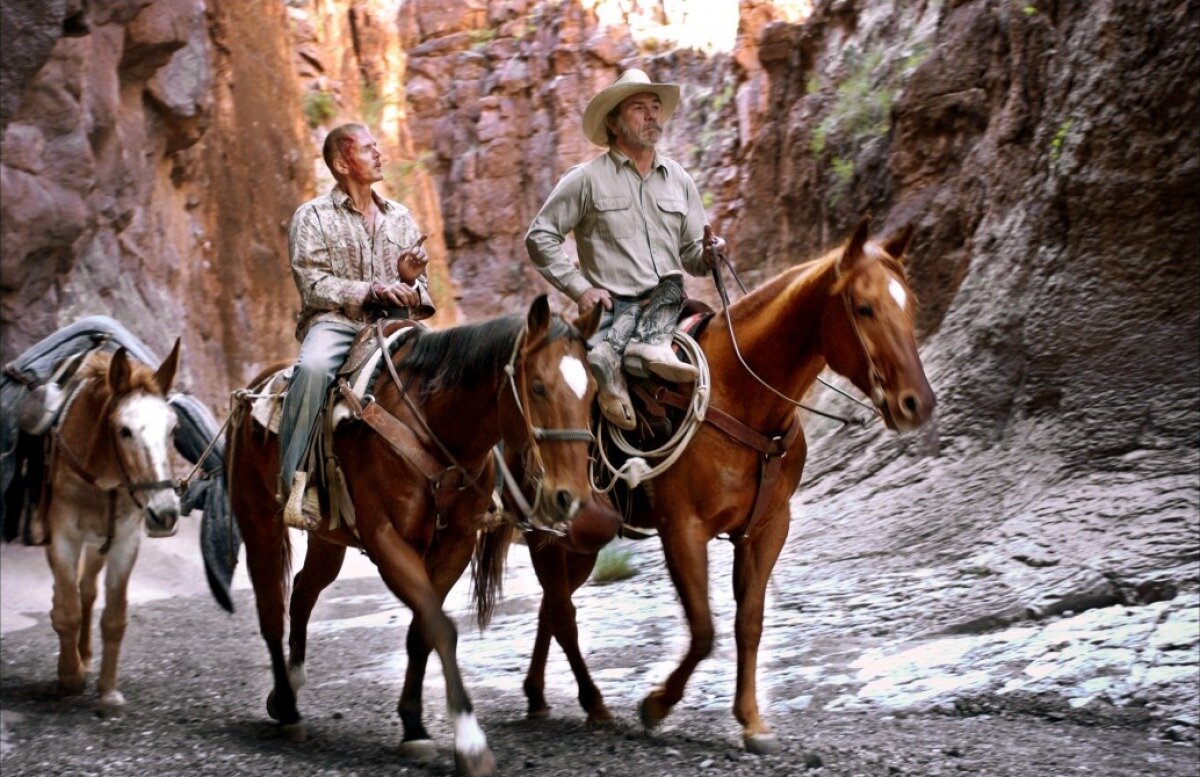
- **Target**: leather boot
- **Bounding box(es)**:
[623,340,698,383]
[587,341,636,430]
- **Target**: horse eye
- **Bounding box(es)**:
[855,303,874,317]
[119,427,134,439]
[531,381,547,397]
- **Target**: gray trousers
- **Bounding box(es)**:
[589,275,686,352]
[278,320,357,499]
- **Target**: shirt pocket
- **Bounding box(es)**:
[655,199,687,236]
[593,195,636,240]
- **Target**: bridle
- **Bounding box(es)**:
[374,319,591,530]
[493,322,593,532]
[51,378,177,553]
[836,265,895,428]
[708,237,878,428]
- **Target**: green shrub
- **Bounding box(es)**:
[590,546,636,584]
[302,90,336,129]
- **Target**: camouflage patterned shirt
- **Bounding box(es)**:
[288,185,435,340]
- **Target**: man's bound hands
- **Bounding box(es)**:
[365,281,420,309]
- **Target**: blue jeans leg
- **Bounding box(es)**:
[277,321,357,500]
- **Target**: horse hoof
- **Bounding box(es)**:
[400,738,437,762]
[586,707,614,727]
[98,690,126,709]
[454,747,496,777]
[525,706,550,720]
[281,722,308,743]
[266,690,279,721]
[57,677,86,697]
[744,733,782,755]
[638,695,668,730]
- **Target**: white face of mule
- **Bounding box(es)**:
[112,392,177,480]
[112,393,180,534]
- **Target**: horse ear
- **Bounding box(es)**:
[526,294,551,340]
[109,347,132,395]
[883,224,914,262]
[573,304,603,341]
[838,216,871,275]
[153,337,181,394]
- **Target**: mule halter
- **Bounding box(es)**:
[495,323,593,531]
[54,378,177,507]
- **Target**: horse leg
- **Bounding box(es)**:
[95,532,140,708]
[368,526,494,777]
[397,532,478,764]
[522,599,553,719]
[527,543,609,723]
[241,510,303,737]
[640,523,712,730]
[77,546,106,676]
[286,537,346,703]
[46,530,87,695]
[732,515,788,755]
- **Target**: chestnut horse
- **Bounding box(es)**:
[42,342,182,707]
[516,221,936,754]
[225,296,595,777]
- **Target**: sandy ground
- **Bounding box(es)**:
[0,514,380,636]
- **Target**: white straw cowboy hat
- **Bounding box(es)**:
[582,68,680,147]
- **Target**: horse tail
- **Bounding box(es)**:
[471,522,515,630]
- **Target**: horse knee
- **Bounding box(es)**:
[691,625,716,659]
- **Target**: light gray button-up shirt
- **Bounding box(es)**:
[289,185,435,340]
[525,149,710,300]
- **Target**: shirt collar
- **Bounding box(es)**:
[607,147,667,177]
[329,184,392,213]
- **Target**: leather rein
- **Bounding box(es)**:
[663,237,888,544]
[337,320,591,527]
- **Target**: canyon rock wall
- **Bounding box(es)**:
[1,0,1195,607]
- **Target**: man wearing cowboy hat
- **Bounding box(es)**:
[526,68,725,430]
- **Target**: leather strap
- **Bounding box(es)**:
[654,386,802,543]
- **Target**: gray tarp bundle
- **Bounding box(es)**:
[1,316,241,612]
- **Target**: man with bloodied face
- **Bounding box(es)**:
[277,123,436,524]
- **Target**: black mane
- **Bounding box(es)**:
[397,314,578,400]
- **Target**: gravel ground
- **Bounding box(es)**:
[1,515,1196,777]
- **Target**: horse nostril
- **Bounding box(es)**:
[553,489,574,516]
[900,391,920,418]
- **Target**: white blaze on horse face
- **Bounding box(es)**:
[454,711,488,755]
[559,355,588,399]
[113,393,176,479]
[888,278,907,311]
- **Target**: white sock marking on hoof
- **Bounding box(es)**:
[454,712,488,756]
[560,356,588,399]
[288,662,307,692]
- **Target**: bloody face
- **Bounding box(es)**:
[336,129,384,185]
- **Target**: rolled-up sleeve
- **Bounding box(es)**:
[525,166,593,301]
[289,206,370,319]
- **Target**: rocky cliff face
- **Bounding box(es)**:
[0,0,313,408]
[1,0,1195,610]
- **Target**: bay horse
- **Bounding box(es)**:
[517,220,936,753]
[225,296,596,777]
[42,341,182,707]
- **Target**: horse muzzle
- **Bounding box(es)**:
[144,493,181,538]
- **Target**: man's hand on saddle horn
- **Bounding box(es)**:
[397,234,429,284]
